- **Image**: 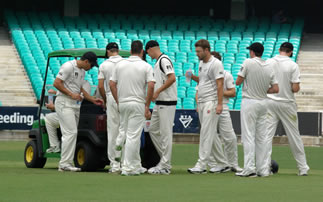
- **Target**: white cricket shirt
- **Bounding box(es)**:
[267,55,300,102]
[110,56,155,104]
[197,56,224,103]
[223,70,235,105]
[56,60,85,96]
[153,54,177,102]
[98,55,123,95]
[238,57,278,100]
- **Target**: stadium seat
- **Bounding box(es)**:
[177,86,186,99]
[179,76,191,87]
[186,87,197,98]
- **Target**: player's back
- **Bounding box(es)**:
[239,57,276,100]
[99,55,123,94]
[114,56,154,104]
[267,55,300,102]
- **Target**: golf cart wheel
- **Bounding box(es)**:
[24,140,47,168]
[74,141,99,171]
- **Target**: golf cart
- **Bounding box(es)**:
[24,48,159,171]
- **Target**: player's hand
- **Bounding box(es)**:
[145,106,151,119]
[71,93,83,101]
[185,71,192,78]
[93,98,104,107]
[48,89,56,94]
[216,104,223,115]
[45,103,55,111]
[152,90,160,102]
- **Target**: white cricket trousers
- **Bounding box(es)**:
[209,110,239,168]
[265,99,309,173]
[44,112,60,148]
[119,101,145,173]
[194,100,223,170]
[149,105,176,170]
[55,96,80,168]
[240,98,268,176]
[106,94,121,170]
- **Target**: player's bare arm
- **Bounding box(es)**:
[195,90,198,112]
[145,81,155,119]
[81,87,104,106]
[224,87,236,98]
[216,78,224,114]
[98,79,107,104]
[235,75,244,86]
[109,80,118,104]
[152,73,176,101]
[267,84,279,94]
[291,83,300,93]
[53,77,82,101]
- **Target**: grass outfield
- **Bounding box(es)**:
[0,141,322,202]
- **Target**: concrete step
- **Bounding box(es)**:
[296,100,323,105]
[298,62,323,66]
[297,107,323,112]
[0,96,36,104]
[296,94,323,98]
[0,79,30,84]
[0,67,26,72]
[0,91,34,96]
[297,88,323,94]
[301,80,323,84]
[0,26,36,106]
[296,33,323,112]
[300,69,323,74]
[296,102,323,107]
[0,75,29,79]
[298,52,323,56]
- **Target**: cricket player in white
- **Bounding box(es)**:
[265,42,310,176]
[187,39,225,174]
[236,43,279,177]
[45,81,91,154]
[54,52,103,172]
[110,41,155,176]
[144,40,177,175]
[208,70,243,173]
[98,42,124,173]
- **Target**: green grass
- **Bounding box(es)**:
[0,141,323,202]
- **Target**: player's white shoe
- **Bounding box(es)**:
[121,171,140,176]
[298,169,309,176]
[148,166,171,175]
[58,166,81,172]
[108,168,121,173]
[187,167,207,174]
[257,173,269,177]
[209,166,231,173]
[235,172,257,178]
[139,167,147,174]
[231,166,243,173]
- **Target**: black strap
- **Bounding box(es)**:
[155,100,177,106]
[158,54,173,74]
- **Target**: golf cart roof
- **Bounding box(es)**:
[48,48,130,58]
